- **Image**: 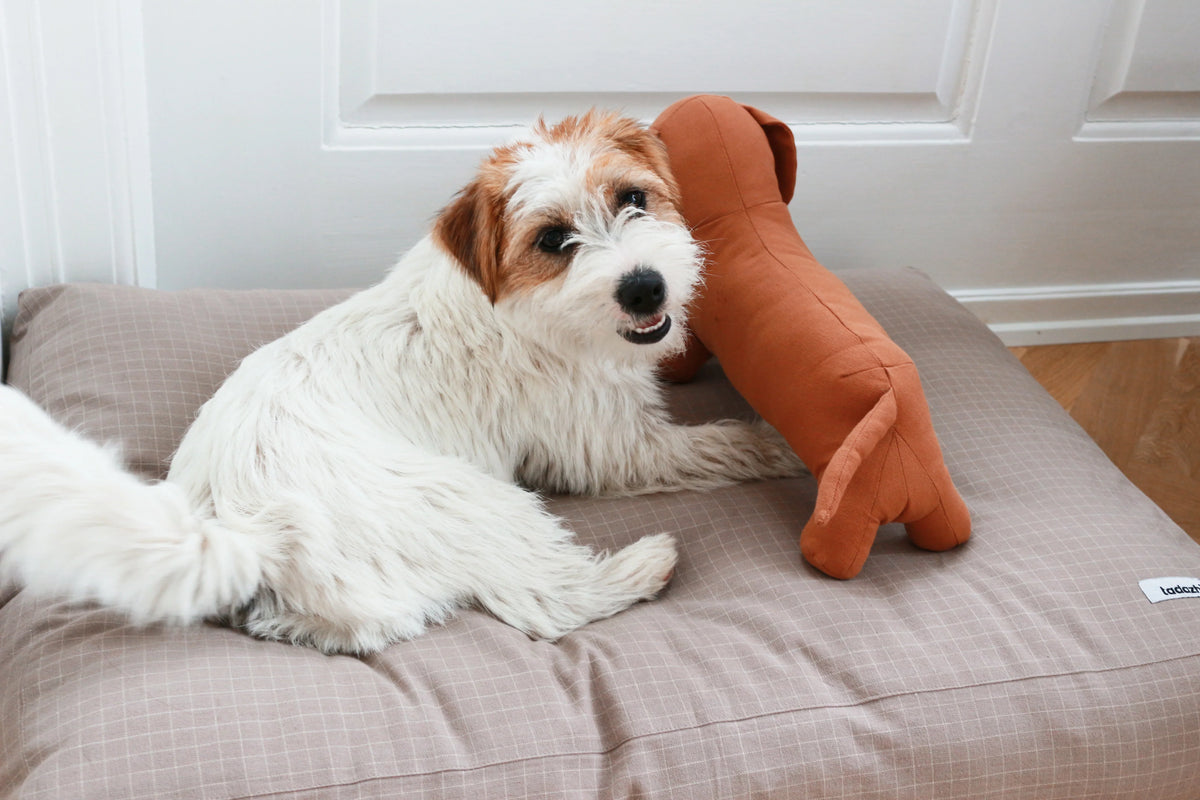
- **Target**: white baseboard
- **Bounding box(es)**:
[950,280,1200,346]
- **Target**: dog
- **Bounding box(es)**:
[0,111,804,654]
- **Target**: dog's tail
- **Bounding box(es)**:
[0,386,263,624]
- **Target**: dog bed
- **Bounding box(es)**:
[2,267,1198,799]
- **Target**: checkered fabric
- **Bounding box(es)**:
[2,269,1198,799]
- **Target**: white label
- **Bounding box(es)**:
[1139,577,1200,604]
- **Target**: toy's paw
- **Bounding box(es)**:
[799,512,877,580]
[904,496,972,552]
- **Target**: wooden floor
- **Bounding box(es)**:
[1011,337,1200,545]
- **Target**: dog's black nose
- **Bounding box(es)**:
[615,268,667,315]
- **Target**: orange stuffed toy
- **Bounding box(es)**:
[652,95,971,579]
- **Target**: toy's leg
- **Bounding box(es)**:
[799,444,889,580]
[888,432,972,552]
[903,484,972,552]
[801,432,970,580]
[799,516,880,580]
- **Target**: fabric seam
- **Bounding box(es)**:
[227,650,1200,799]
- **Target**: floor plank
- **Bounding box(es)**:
[1012,337,1200,545]
[1009,341,1111,410]
[1135,338,1200,476]
[1068,339,1179,467]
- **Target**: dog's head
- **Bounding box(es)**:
[433,111,702,361]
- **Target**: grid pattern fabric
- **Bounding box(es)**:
[2,268,1199,799]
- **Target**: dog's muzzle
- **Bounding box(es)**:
[616,267,673,345]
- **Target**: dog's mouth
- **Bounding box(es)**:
[621,313,672,345]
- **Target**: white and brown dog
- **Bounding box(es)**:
[0,112,803,654]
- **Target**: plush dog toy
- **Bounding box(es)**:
[652,95,971,579]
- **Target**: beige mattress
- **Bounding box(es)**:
[2,267,1198,799]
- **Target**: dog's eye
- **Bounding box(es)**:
[536,227,573,254]
[618,189,648,211]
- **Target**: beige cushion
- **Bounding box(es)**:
[3,268,1199,799]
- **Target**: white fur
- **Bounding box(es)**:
[0,116,804,654]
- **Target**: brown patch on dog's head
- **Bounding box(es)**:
[537,110,683,216]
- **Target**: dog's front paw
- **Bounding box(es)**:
[749,419,809,479]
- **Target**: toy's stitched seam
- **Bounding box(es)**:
[698,98,748,229]
[895,431,912,516]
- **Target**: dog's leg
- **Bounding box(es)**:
[461,486,679,640]
[219,448,677,652]
[605,419,808,496]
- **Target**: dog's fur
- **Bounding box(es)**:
[0,112,803,654]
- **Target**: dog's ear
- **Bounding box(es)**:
[434,179,505,303]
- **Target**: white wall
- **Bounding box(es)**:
[0,0,155,362]
[3,0,1199,352]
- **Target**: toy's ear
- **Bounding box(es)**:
[739,104,796,204]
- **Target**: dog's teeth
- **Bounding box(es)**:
[635,316,666,333]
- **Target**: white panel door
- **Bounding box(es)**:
[3,0,1199,347]
[137,0,983,291]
